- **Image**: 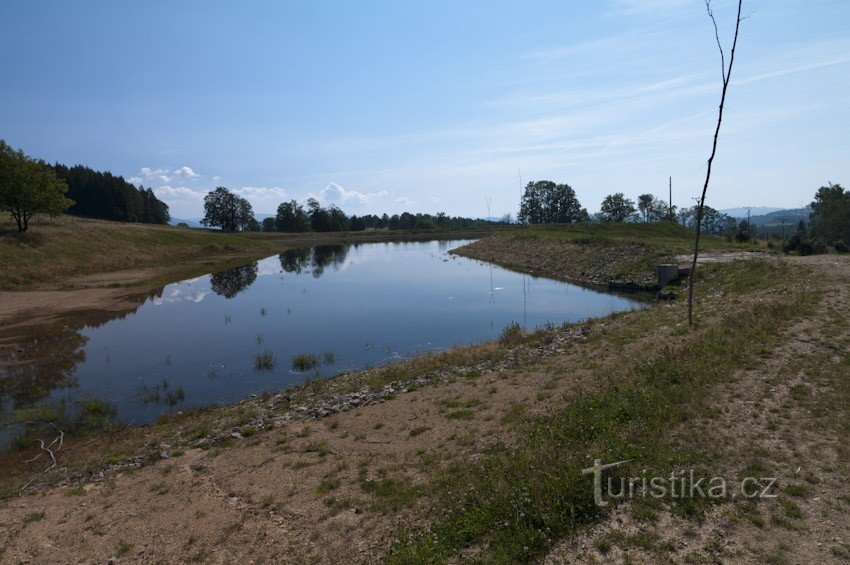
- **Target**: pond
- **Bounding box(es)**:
[1,239,647,446]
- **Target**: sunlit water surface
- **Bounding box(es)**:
[1,239,647,444]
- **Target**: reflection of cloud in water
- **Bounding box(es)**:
[256,256,282,277]
[153,279,211,305]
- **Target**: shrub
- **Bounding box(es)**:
[834,240,848,253]
[499,321,524,346]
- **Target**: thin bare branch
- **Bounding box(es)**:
[688,0,744,326]
[705,0,727,82]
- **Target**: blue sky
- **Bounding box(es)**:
[2,0,848,218]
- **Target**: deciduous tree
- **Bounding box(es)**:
[202,186,255,232]
[519,181,586,224]
[0,140,73,232]
[598,193,637,223]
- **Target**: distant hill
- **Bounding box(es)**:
[748,207,811,227]
[169,217,204,228]
[719,206,784,219]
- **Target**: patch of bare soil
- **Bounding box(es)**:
[545,254,850,563]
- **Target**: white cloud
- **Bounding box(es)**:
[153,186,205,200]
[140,167,168,177]
[317,182,388,205]
[395,196,417,206]
[138,167,171,183]
[128,176,143,186]
[233,186,288,200]
[173,166,200,179]
[138,165,201,185]
[232,186,289,212]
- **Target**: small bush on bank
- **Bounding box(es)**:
[499,322,524,346]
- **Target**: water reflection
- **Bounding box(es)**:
[279,245,349,278]
[1,239,648,447]
[0,289,163,446]
[210,262,259,298]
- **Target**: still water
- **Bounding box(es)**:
[1,239,646,439]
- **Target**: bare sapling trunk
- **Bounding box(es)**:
[687,0,744,326]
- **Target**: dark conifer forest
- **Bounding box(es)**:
[51,163,170,224]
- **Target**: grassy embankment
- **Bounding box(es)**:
[387,259,821,562]
[453,222,762,287]
[0,215,490,290]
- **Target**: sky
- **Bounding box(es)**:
[1,0,849,219]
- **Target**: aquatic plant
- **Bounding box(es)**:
[291,353,319,372]
[139,380,186,407]
[253,350,276,372]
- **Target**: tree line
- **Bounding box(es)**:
[52,163,170,224]
[1,139,171,231]
[518,179,849,251]
[518,180,753,239]
[202,187,493,233]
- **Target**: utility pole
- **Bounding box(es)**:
[518,168,524,229]
[686,196,700,238]
[668,176,673,220]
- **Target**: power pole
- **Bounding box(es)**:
[668,176,673,220]
[518,168,524,229]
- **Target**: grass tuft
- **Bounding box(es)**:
[252,350,276,372]
[292,353,320,371]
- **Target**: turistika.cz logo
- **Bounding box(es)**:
[581,459,778,507]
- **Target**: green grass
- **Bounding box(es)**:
[22,511,45,525]
[7,397,120,452]
[0,215,279,289]
[501,221,756,253]
[0,214,494,290]
[252,350,277,372]
[361,477,420,513]
[116,541,134,556]
[292,353,320,372]
[386,264,816,563]
[316,478,341,496]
